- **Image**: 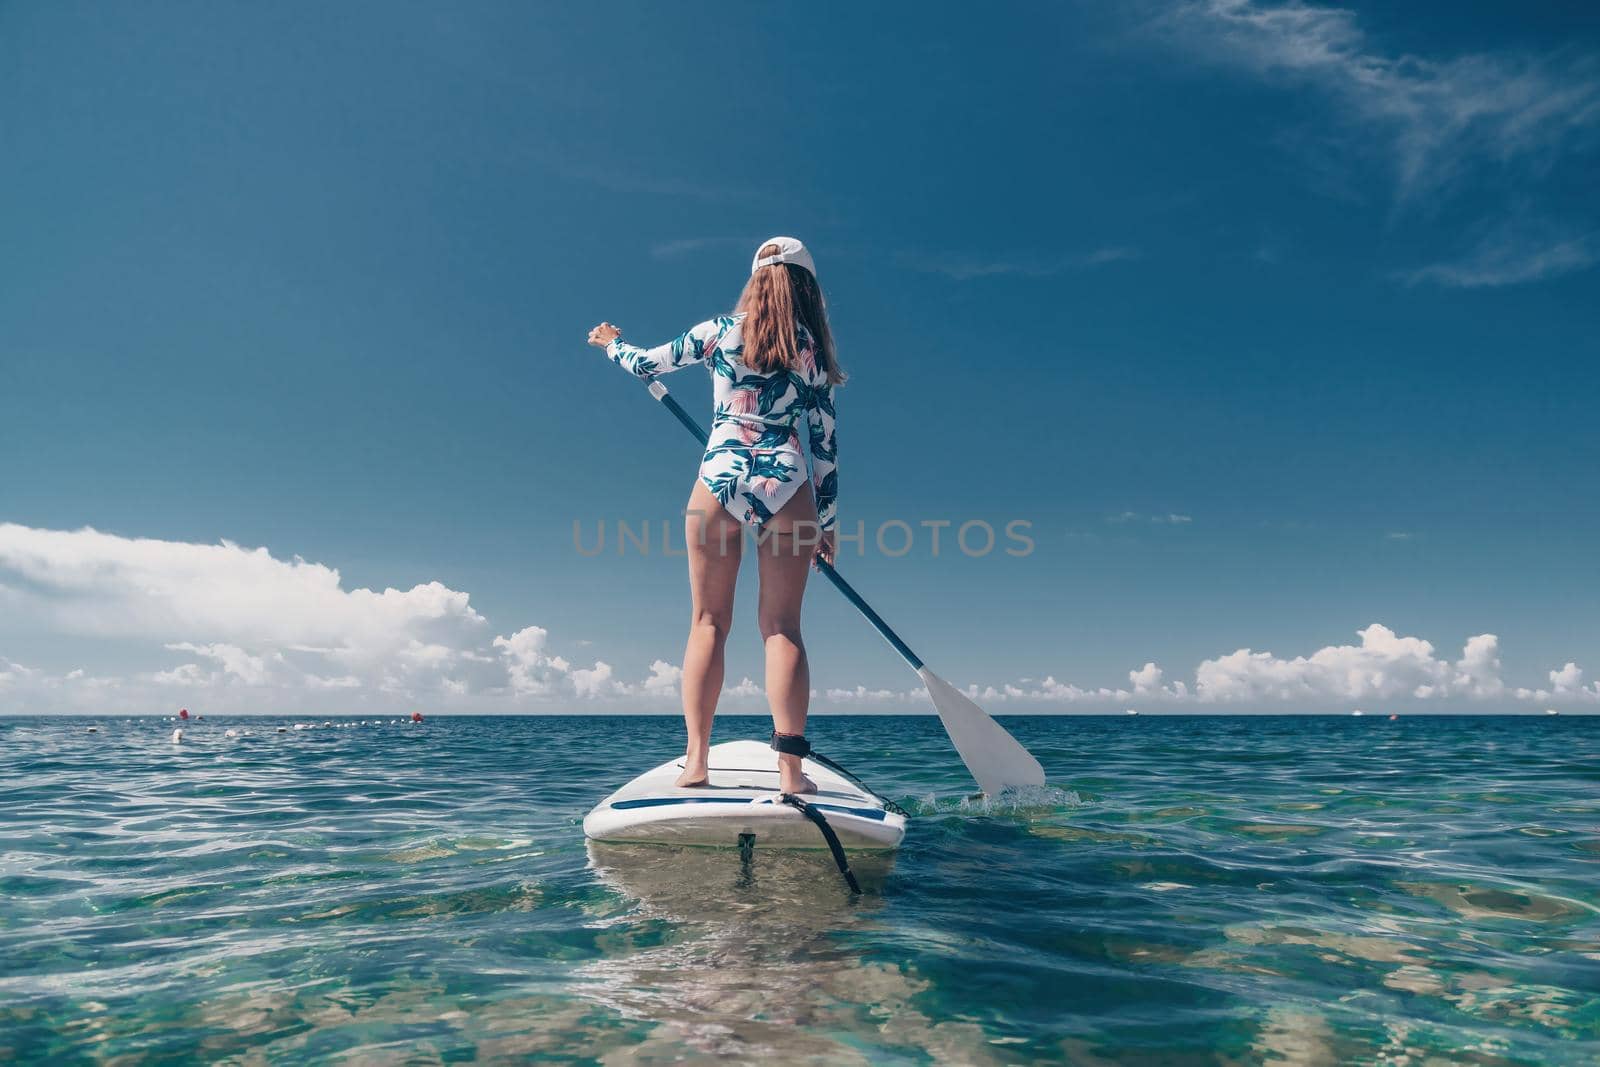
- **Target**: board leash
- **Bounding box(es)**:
[809,750,912,818]
[778,793,862,895]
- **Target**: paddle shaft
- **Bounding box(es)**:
[648,380,925,672]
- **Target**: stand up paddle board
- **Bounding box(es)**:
[583,740,907,851]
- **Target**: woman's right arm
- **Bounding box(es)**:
[597,317,731,379]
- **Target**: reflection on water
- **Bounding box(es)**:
[2,713,1597,1062]
[579,844,952,1064]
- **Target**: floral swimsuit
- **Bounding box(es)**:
[606,313,838,530]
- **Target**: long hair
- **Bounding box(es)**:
[734,243,845,385]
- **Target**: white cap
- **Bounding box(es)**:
[751,236,815,278]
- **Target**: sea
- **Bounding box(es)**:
[1,714,1596,1064]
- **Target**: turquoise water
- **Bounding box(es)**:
[2,714,1597,1063]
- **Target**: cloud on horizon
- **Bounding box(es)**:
[815,625,1600,710]
[2,524,1596,713]
[0,523,656,712]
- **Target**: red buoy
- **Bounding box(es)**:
[179,708,190,720]
[411,711,424,722]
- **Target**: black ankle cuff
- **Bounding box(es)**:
[770,731,811,757]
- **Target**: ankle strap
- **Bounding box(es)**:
[770,731,811,757]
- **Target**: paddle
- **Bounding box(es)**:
[641,377,1047,796]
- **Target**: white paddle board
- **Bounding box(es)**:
[583,739,907,850]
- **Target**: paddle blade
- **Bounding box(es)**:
[918,667,1046,795]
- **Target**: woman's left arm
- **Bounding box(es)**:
[590,317,729,379]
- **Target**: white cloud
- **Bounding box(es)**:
[2,524,1595,714]
[0,524,672,712]
[1399,220,1596,288]
[822,684,909,704]
[1193,623,1501,703]
[1154,0,1600,200]
[649,236,754,260]
[640,660,682,695]
[725,677,764,699]
[823,624,1591,711]
[494,626,561,696]
[0,523,485,668]
[166,642,275,686]
[1108,511,1193,525]
[1129,662,1164,694]
[1452,633,1505,699]
[0,657,38,687]
[149,662,210,688]
[1517,662,1600,704]
[905,247,1142,281]
[571,661,621,699]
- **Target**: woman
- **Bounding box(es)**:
[587,237,842,794]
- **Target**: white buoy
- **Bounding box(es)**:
[323,721,332,727]
[276,726,287,733]
[171,728,184,743]
[293,723,310,731]
[225,728,239,738]
[86,726,99,733]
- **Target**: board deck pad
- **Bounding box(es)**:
[583,740,907,850]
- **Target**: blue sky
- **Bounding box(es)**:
[2,0,1597,713]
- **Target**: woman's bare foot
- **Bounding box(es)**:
[675,751,709,788]
[777,755,816,795]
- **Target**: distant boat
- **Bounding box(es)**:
[1350,710,1365,717]
[1546,708,1560,716]
[1125,709,1139,716]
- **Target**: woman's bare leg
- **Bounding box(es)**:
[758,488,820,794]
[678,481,742,787]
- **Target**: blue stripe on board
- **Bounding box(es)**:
[609,796,889,822]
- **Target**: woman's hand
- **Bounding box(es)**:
[813,529,836,570]
[587,322,621,348]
